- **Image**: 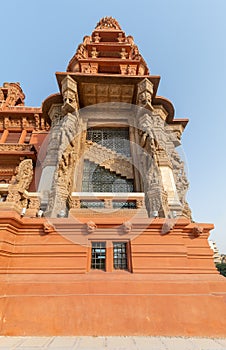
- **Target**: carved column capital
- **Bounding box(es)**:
[136,78,154,110]
[61,75,79,116]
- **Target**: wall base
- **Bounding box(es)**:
[0,273,226,337]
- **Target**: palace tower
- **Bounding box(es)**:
[0,17,225,336]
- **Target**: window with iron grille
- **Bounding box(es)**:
[87,127,131,157]
[113,242,127,270]
[82,160,134,193]
[91,242,106,270]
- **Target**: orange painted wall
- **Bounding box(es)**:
[0,210,226,336]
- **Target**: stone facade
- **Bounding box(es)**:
[0,17,225,337]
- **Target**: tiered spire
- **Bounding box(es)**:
[67,16,149,75]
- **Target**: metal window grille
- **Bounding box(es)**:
[112,201,136,209]
[113,242,127,270]
[80,200,104,209]
[91,242,106,270]
[82,160,134,193]
[87,128,131,157]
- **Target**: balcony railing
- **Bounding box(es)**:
[69,192,145,210]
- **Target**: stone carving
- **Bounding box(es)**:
[0,115,41,131]
[67,17,149,75]
[161,219,175,235]
[104,199,112,209]
[75,43,88,60]
[0,144,33,152]
[81,63,98,74]
[94,33,101,43]
[131,45,141,60]
[136,199,144,209]
[138,111,174,218]
[117,33,124,43]
[95,17,122,30]
[34,114,40,130]
[120,64,128,75]
[128,65,137,75]
[46,124,82,217]
[182,201,192,220]
[126,35,134,46]
[0,82,25,108]
[28,196,41,210]
[58,112,79,161]
[61,75,79,115]
[86,221,97,233]
[68,197,81,209]
[192,225,203,237]
[83,35,91,45]
[137,106,192,219]
[0,89,4,102]
[91,47,99,58]
[6,159,33,209]
[122,221,132,233]
[43,222,55,235]
[12,159,33,191]
[137,78,154,110]
[120,48,128,59]
[170,150,191,218]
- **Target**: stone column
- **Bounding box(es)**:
[38,104,63,208]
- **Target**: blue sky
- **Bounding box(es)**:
[1,0,226,252]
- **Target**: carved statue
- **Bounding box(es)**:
[91,47,99,58]
[120,48,128,59]
[6,159,33,208]
[94,33,101,43]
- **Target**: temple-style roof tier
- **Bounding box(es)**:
[53,73,180,123]
[0,82,25,109]
[67,16,149,75]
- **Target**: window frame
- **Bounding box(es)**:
[91,241,107,271]
[89,240,132,273]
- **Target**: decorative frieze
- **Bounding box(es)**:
[0,144,34,152]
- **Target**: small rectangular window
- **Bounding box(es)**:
[91,242,106,270]
[113,242,127,270]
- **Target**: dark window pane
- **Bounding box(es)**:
[87,127,131,157]
[113,242,127,270]
[91,242,106,270]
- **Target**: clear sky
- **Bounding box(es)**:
[1,0,226,253]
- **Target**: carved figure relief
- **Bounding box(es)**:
[0,82,25,108]
[95,17,122,30]
[61,76,79,115]
[192,225,203,237]
[86,221,97,233]
[122,221,132,234]
[6,159,34,209]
